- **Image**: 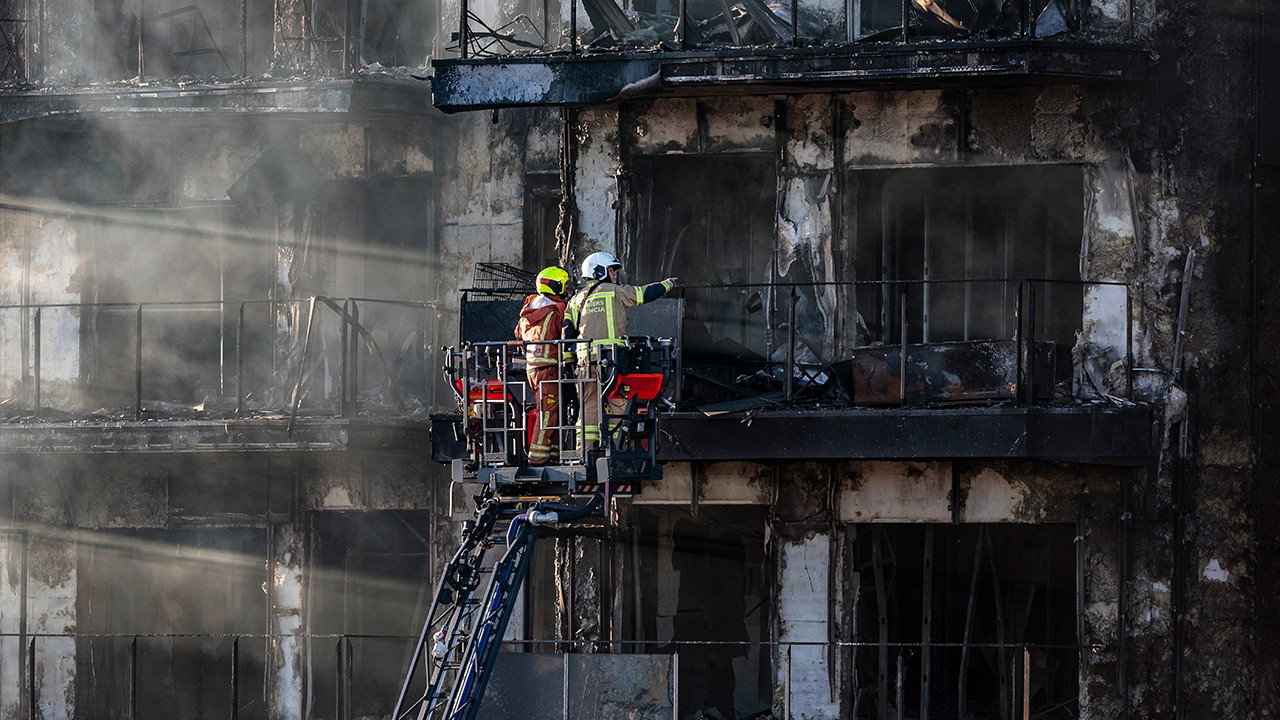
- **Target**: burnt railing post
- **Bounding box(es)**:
[231,636,240,720]
[236,302,246,416]
[1021,645,1031,720]
[239,0,247,75]
[791,0,799,44]
[31,306,40,414]
[785,285,797,406]
[900,0,909,41]
[1126,285,1134,398]
[899,284,908,406]
[27,637,36,720]
[1015,281,1024,406]
[349,302,361,411]
[339,636,353,720]
[136,6,144,78]
[136,304,144,419]
[336,637,344,720]
[339,300,351,418]
[1026,283,1037,406]
[129,636,138,720]
[459,0,470,57]
[676,0,685,49]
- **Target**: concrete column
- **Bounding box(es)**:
[0,530,25,719]
[773,463,837,719]
[573,106,622,257]
[269,524,306,720]
[555,536,603,650]
[21,532,76,720]
[776,534,838,720]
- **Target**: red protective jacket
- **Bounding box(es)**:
[515,294,567,368]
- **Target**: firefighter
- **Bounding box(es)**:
[515,266,571,466]
[565,252,676,449]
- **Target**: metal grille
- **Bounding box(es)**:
[471,262,536,296]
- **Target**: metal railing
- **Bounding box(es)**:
[0,297,439,426]
[1,633,1089,719]
[454,0,1115,58]
[12,0,365,85]
[671,277,1133,409]
[449,337,673,469]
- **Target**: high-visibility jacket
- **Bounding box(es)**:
[515,294,567,367]
[566,279,674,351]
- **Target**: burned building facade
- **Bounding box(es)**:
[0,0,1277,715]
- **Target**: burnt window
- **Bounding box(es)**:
[81,205,270,412]
[631,506,773,719]
[76,528,270,719]
[846,524,1079,719]
[626,154,777,355]
[91,0,273,80]
[522,173,561,271]
[362,0,438,66]
[846,165,1084,346]
[309,511,435,720]
[851,0,1067,40]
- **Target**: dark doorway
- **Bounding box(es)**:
[308,511,435,720]
[626,154,777,358]
[632,505,773,720]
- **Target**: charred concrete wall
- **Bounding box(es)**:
[422,7,1260,707]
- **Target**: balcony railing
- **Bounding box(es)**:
[669,278,1133,412]
[3,633,1088,719]
[454,0,1122,58]
[0,297,439,427]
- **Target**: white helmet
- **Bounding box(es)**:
[580,251,622,280]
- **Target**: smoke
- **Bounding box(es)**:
[0,112,445,418]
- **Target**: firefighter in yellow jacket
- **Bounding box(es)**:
[515,266,570,465]
[565,252,676,449]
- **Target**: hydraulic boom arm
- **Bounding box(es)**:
[393,494,603,720]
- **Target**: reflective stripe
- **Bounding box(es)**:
[635,286,644,304]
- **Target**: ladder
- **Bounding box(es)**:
[392,494,603,720]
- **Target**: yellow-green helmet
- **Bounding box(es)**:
[535,266,569,297]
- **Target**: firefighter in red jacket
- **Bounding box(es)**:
[515,266,571,466]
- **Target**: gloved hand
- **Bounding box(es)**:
[663,277,679,287]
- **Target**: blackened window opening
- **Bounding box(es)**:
[76,528,270,720]
[847,524,1079,719]
[847,165,1084,347]
[309,511,436,720]
[627,155,779,405]
[632,505,773,720]
[522,173,561,271]
[92,0,274,80]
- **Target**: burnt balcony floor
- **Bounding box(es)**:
[660,404,1153,465]
[0,75,435,125]
[431,40,1148,111]
[0,413,432,454]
